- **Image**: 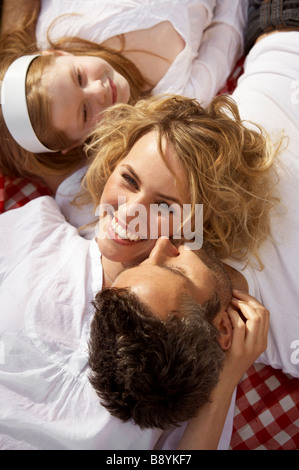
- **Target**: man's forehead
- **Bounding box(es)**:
[113,263,187,287]
[113,265,187,319]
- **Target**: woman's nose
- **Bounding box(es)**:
[148,237,180,265]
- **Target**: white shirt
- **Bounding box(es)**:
[228,32,299,379]
[0,196,234,449]
[36,0,247,105]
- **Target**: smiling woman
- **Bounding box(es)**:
[83,94,280,274]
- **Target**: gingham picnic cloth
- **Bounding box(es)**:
[0,58,298,450]
[231,364,299,450]
[0,172,52,213]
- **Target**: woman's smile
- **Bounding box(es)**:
[107,214,142,244]
[96,130,189,265]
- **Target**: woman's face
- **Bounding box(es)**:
[96,130,190,266]
[41,52,130,146]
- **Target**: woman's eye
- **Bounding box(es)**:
[158,202,176,214]
[122,174,138,188]
[159,202,171,210]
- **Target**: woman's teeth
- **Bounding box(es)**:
[111,216,140,241]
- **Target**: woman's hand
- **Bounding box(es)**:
[223,289,270,387]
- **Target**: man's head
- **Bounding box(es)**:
[89,239,234,429]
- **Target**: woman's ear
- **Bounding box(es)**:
[214,310,233,350]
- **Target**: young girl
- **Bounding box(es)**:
[0,0,246,183]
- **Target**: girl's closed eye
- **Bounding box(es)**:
[77,68,84,87]
[83,104,88,123]
[76,69,88,123]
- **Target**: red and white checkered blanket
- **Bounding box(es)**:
[231,364,299,450]
[0,58,298,449]
[0,173,52,212]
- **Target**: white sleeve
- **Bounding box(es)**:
[55,167,97,239]
[0,196,65,281]
[184,0,248,105]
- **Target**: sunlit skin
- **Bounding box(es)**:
[97,131,190,280]
[114,238,216,315]
[41,51,130,146]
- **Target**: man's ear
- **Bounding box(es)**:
[214,310,233,350]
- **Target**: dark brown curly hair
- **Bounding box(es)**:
[88,287,225,430]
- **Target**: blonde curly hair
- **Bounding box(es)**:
[84,94,282,267]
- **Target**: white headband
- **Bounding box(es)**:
[1,54,56,154]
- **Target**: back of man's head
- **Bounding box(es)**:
[88,287,225,429]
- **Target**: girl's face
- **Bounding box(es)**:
[41,52,130,147]
[96,130,190,266]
